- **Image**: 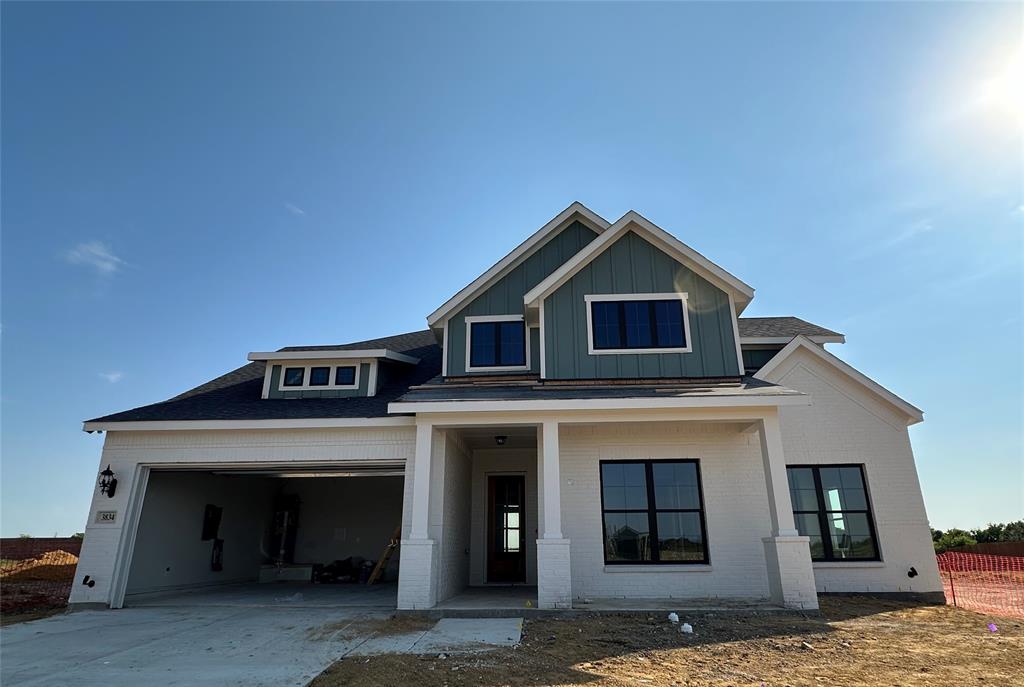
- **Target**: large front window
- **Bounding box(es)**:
[467,318,527,369]
[787,465,879,561]
[600,460,709,564]
[586,294,691,354]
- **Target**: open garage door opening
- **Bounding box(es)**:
[122,465,404,608]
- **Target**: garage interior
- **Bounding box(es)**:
[123,465,404,606]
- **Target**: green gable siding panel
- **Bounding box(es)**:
[267,362,372,399]
[446,220,598,376]
[543,231,740,379]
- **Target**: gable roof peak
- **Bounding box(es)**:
[425,201,610,328]
[523,209,755,312]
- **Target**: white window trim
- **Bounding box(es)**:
[464,314,531,373]
[278,362,362,392]
[584,293,693,356]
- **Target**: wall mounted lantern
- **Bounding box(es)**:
[494,435,507,446]
[98,465,117,498]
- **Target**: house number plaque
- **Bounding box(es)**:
[95,510,117,524]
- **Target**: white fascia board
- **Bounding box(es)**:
[740,335,846,345]
[388,393,809,415]
[425,202,610,328]
[753,335,923,425]
[247,349,420,364]
[82,416,416,433]
[523,210,755,312]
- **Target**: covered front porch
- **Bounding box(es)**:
[394,399,820,612]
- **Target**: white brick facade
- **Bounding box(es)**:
[764,347,943,596]
[74,348,941,612]
[560,421,777,601]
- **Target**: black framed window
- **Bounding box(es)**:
[469,320,526,368]
[787,465,879,561]
[590,298,686,350]
[282,367,305,387]
[334,366,356,386]
[309,367,330,386]
[599,460,708,564]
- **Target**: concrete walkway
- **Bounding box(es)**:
[1,584,522,686]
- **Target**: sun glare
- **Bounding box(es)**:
[974,48,1024,130]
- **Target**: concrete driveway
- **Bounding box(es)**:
[0,584,397,687]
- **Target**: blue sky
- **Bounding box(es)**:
[2,2,1021,536]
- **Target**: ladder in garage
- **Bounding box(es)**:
[367,525,401,585]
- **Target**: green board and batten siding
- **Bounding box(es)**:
[445,220,599,376]
[267,362,372,399]
[543,230,741,379]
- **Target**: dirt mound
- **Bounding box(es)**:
[1,550,79,583]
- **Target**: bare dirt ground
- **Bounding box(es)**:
[310,597,1022,686]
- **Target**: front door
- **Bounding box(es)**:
[487,475,526,583]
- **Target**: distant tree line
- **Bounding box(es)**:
[931,521,1024,553]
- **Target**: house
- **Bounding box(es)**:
[70,203,943,611]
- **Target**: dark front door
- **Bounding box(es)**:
[487,475,526,583]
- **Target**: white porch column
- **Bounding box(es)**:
[397,421,438,609]
[758,411,818,610]
[536,420,571,609]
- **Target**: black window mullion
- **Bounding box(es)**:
[811,467,834,561]
[617,302,627,348]
[492,323,502,366]
[645,462,659,562]
[648,300,659,347]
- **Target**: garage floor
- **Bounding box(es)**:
[0,582,527,687]
[126,582,398,609]
[1,584,398,687]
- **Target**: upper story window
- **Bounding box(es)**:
[585,293,692,355]
[465,315,528,371]
[278,364,359,391]
[787,465,879,562]
[283,367,305,386]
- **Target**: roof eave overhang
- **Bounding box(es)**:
[741,335,846,346]
[82,416,417,433]
[753,335,923,425]
[425,202,611,329]
[522,211,755,313]
[247,349,420,364]
[387,393,809,415]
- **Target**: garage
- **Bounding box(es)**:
[121,464,405,607]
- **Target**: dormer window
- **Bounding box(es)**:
[277,364,360,391]
[283,367,305,387]
[585,293,692,355]
[334,366,356,386]
[465,315,529,372]
[309,367,331,386]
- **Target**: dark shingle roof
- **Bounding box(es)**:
[85,317,839,425]
[737,317,842,339]
[86,330,439,423]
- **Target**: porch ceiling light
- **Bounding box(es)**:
[495,435,507,446]
[98,464,117,498]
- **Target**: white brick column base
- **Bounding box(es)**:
[537,538,571,609]
[397,539,437,609]
[763,535,818,610]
